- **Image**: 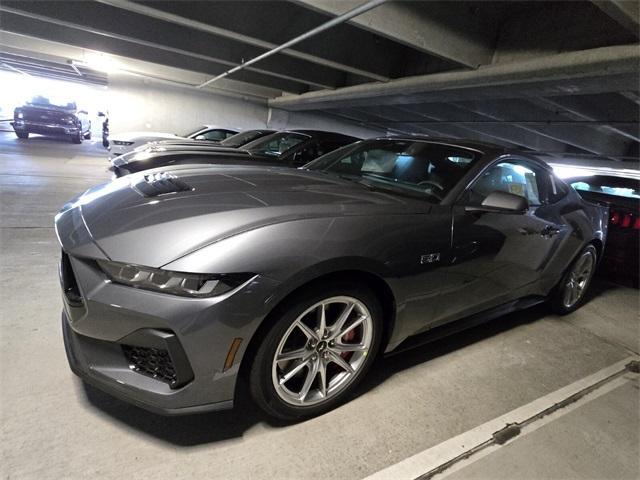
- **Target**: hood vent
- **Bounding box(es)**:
[132,172,193,198]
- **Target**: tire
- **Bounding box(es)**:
[71,132,82,144]
[84,130,92,140]
[550,244,597,315]
[249,282,383,420]
[16,132,28,139]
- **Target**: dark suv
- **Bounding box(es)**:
[12,95,91,143]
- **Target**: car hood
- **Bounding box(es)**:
[110,131,181,142]
[56,166,431,267]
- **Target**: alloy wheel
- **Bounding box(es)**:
[562,250,595,308]
[271,296,373,406]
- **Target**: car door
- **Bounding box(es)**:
[433,158,569,325]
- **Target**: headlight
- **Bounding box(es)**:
[113,140,134,146]
[16,111,24,119]
[97,260,253,297]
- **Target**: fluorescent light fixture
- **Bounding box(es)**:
[73,53,121,73]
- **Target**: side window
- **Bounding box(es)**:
[199,130,227,141]
[466,161,546,206]
[317,140,349,157]
[293,142,319,164]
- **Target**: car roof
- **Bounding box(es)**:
[285,130,361,141]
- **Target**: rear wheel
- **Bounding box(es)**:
[249,283,382,420]
[550,244,597,314]
[16,131,28,139]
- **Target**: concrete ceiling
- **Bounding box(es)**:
[0,0,638,161]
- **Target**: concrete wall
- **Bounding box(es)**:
[107,75,382,138]
[107,76,269,135]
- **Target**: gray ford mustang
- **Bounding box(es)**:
[55,137,607,420]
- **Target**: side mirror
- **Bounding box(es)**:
[466,191,528,214]
[194,134,206,140]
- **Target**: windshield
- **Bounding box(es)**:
[27,95,76,110]
[181,126,208,137]
[220,130,271,148]
[305,139,481,203]
[242,132,309,156]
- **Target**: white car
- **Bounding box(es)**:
[107,125,238,157]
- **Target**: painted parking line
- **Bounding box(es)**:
[363,356,639,480]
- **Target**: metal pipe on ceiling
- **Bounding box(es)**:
[1,62,30,76]
[196,0,389,89]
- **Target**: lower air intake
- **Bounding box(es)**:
[122,345,177,387]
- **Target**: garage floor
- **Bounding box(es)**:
[1,131,638,480]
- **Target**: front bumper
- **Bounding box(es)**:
[13,120,79,135]
[60,253,280,415]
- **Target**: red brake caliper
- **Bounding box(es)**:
[340,329,357,359]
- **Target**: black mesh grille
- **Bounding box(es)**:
[122,345,177,386]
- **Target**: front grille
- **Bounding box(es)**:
[122,345,178,386]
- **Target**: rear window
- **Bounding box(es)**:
[570,176,640,199]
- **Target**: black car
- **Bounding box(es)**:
[564,171,639,285]
[12,95,91,143]
[110,130,359,177]
[146,129,276,150]
[57,137,607,420]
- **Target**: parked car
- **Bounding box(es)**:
[561,169,639,286]
[12,95,91,143]
[55,137,607,420]
[108,125,238,157]
[109,130,359,177]
[145,129,276,150]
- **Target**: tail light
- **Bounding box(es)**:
[609,209,640,230]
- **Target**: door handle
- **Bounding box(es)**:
[540,225,561,238]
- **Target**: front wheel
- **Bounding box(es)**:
[16,131,28,139]
[71,131,82,144]
[550,244,597,314]
[249,283,382,420]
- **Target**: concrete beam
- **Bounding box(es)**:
[95,0,390,82]
[293,0,494,68]
[592,1,639,36]
[0,10,312,94]
[529,95,640,143]
[392,104,570,155]
[0,31,280,101]
[0,3,342,91]
[270,45,640,111]
[450,100,630,159]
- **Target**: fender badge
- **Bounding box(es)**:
[420,253,441,264]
